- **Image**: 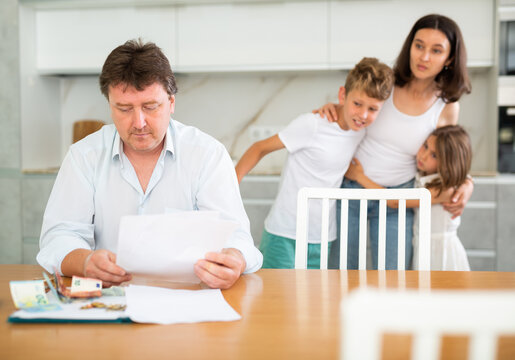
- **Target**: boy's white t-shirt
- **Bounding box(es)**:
[264,113,365,243]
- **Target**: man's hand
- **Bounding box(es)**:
[83,249,132,287]
[194,248,246,290]
[442,178,474,219]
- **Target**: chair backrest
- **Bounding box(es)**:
[73,119,105,143]
[341,288,515,360]
[294,187,431,270]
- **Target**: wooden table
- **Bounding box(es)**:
[2,265,515,359]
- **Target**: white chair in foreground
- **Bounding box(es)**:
[341,288,515,360]
[295,187,431,270]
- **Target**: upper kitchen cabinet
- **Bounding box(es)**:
[329,0,495,68]
[175,2,328,72]
[36,7,176,74]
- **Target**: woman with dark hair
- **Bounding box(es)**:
[315,14,473,270]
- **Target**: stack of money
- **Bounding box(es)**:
[70,276,102,296]
[9,280,61,312]
[55,272,102,299]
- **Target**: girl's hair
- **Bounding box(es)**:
[345,57,394,101]
[425,125,472,195]
[393,14,471,103]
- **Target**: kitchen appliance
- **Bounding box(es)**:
[498,106,515,173]
[500,20,515,75]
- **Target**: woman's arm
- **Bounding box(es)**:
[429,186,454,204]
[437,101,460,127]
[312,102,341,123]
[235,134,285,183]
[442,178,474,218]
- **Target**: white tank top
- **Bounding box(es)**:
[354,88,446,186]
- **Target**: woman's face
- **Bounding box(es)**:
[409,28,452,81]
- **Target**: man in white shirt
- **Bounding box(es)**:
[37,39,262,289]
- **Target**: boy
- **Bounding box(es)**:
[235,57,393,268]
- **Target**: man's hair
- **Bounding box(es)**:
[344,57,394,101]
[393,14,471,103]
[426,125,472,195]
[99,39,178,99]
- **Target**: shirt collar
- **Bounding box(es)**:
[112,131,122,160]
[111,120,175,161]
[163,122,175,157]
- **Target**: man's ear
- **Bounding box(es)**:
[338,86,346,105]
[169,95,176,114]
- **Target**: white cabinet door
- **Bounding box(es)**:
[36,7,176,74]
[330,0,494,68]
[176,2,328,71]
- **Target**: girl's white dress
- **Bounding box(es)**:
[413,173,471,271]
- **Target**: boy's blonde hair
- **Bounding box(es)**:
[345,57,394,101]
[426,125,472,195]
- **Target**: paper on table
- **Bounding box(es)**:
[116,211,238,283]
[125,284,241,324]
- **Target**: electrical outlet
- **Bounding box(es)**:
[249,125,281,142]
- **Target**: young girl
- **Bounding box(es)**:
[346,125,472,271]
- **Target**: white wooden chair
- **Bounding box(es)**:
[294,187,431,270]
[341,288,515,360]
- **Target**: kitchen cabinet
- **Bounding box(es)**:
[330,0,494,68]
[36,7,176,74]
[35,2,328,74]
[176,2,328,71]
[34,0,494,74]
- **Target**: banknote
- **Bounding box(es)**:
[54,272,102,299]
[70,276,102,294]
[9,280,61,312]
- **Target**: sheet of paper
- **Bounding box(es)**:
[125,285,241,324]
[116,211,238,283]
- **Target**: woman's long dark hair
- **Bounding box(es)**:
[393,14,471,103]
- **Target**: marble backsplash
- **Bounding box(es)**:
[58,68,493,175]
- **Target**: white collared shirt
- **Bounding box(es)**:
[37,119,262,274]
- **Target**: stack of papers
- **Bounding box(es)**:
[9,285,241,324]
[125,285,241,324]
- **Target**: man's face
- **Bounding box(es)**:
[337,87,384,131]
[108,82,175,156]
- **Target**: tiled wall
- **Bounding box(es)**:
[22,68,497,174]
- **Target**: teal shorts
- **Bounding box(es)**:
[259,229,333,269]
